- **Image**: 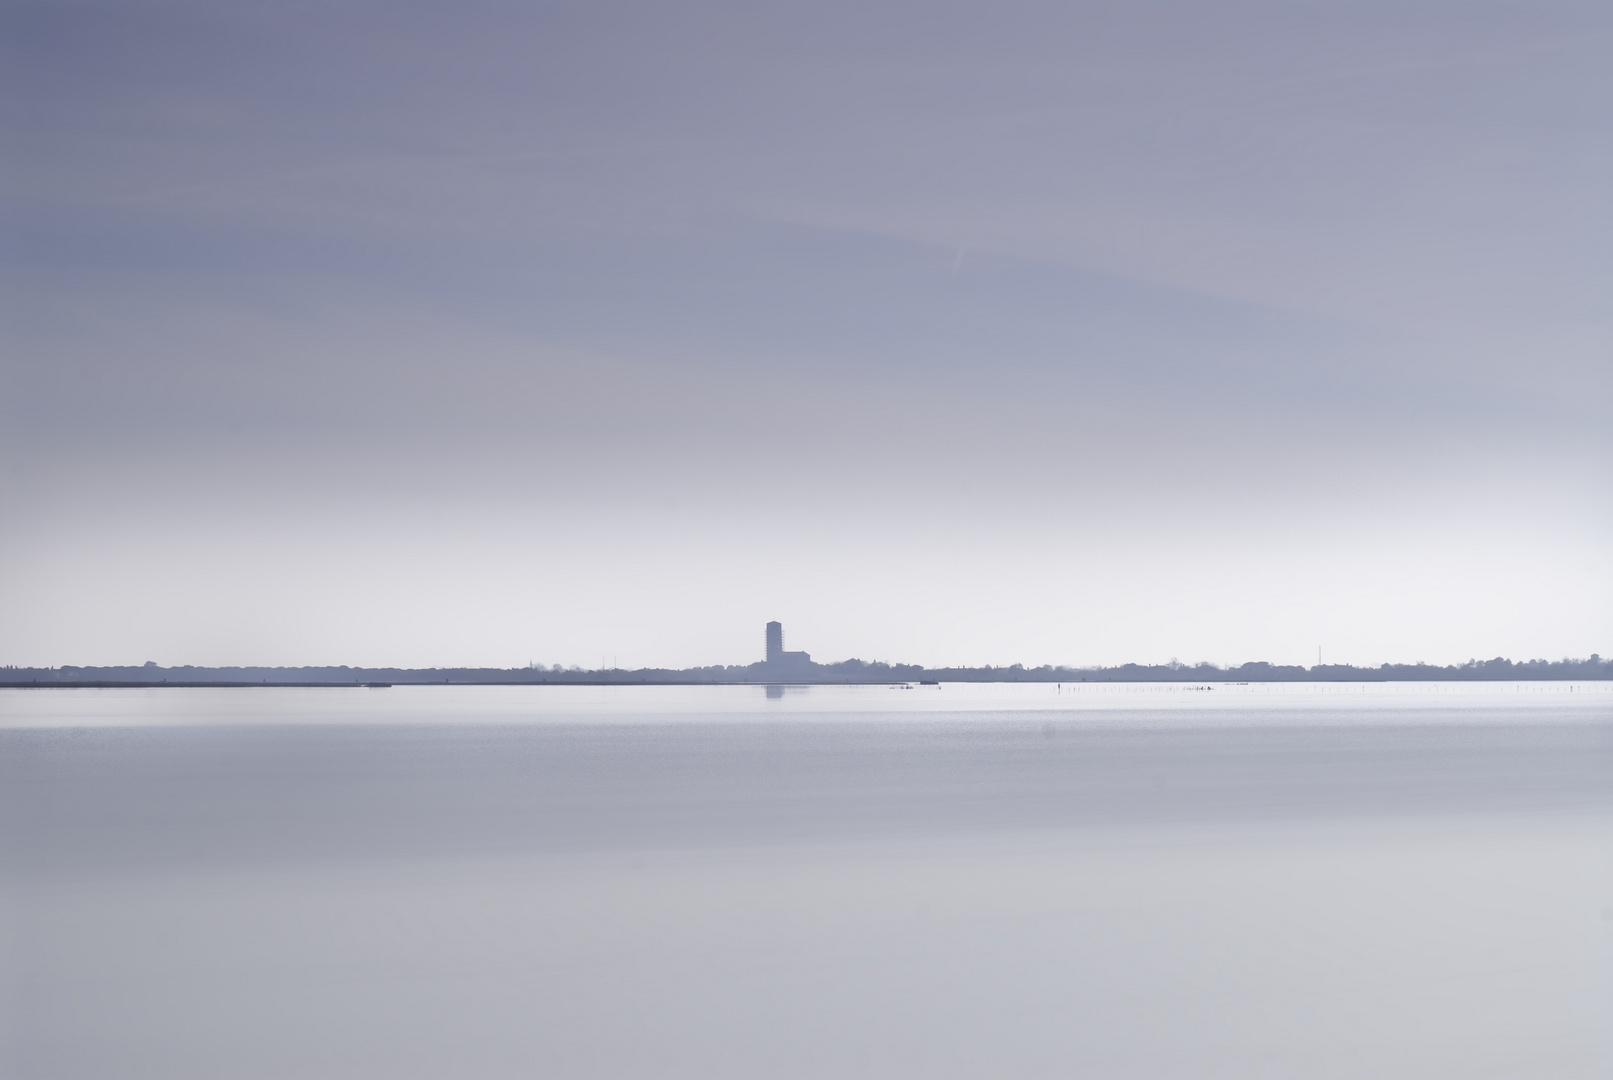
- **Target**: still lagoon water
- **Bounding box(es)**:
[4,681,1610,1078]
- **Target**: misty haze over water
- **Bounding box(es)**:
[4,3,1611,1075]
[4,682,1610,1078]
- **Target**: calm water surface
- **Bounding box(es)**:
[4,682,1611,1078]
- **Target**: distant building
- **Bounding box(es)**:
[763,621,811,668]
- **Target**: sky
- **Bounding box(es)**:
[3,0,1609,670]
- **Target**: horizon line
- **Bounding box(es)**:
[5,654,1607,685]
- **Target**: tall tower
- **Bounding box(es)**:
[765,621,783,664]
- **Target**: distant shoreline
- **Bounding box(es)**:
[6,654,1608,688]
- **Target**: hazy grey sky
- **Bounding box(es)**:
[4,0,1609,668]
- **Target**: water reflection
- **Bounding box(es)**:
[764,683,816,700]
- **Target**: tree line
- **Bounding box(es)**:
[5,654,1607,684]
